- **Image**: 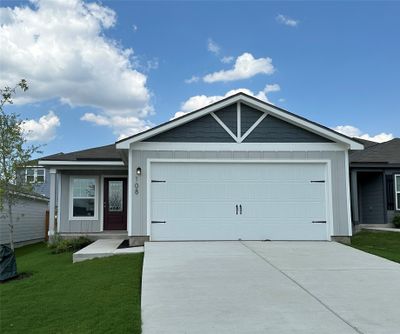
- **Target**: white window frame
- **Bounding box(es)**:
[69,176,99,221]
[395,174,400,211]
[25,168,46,183]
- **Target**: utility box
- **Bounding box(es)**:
[0,245,17,281]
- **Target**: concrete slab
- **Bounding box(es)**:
[142,241,400,334]
[244,241,400,334]
[362,227,400,233]
[73,239,143,263]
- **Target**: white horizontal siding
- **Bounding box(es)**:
[0,198,48,244]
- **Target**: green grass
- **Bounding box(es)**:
[0,243,143,334]
[350,230,400,263]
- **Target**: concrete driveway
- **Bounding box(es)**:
[141,242,400,334]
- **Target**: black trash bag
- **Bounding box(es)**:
[0,244,18,281]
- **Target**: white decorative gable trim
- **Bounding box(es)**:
[116,93,363,150]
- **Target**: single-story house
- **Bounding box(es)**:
[350,138,400,226]
[39,93,364,245]
[0,190,49,247]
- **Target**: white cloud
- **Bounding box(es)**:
[146,58,159,71]
[264,84,281,93]
[172,85,280,119]
[184,76,200,84]
[170,111,187,120]
[21,110,60,142]
[132,24,138,32]
[203,53,275,83]
[221,56,234,64]
[207,38,220,55]
[276,14,299,27]
[81,113,153,140]
[0,0,153,138]
[333,125,394,143]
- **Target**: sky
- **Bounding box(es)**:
[1,0,399,157]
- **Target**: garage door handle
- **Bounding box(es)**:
[235,205,238,215]
[239,204,242,215]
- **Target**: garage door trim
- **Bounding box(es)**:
[146,159,334,240]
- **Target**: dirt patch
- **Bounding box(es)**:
[0,272,32,284]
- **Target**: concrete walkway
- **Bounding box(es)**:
[362,227,400,233]
[73,239,143,263]
[142,241,400,334]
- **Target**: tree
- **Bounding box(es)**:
[0,80,41,250]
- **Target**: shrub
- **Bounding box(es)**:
[48,235,92,254]
[393,215,400,228]
[47,233,63,250]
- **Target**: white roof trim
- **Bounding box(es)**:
[116,93,363,150]
[239,95,363,150]
[116,94,243,148]
[131,142,348,152]
[38,160,125,166]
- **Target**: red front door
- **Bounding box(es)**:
[104,178,127,230]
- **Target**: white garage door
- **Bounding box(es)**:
[150,162,329,241]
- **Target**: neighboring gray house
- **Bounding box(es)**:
[39,93,363,245]
[0,191,49,246]
[350,138,400,226]
[20,165,50,197]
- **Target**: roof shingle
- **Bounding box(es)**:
[40,144,122,161]
[350,138,400,164]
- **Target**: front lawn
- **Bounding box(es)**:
[351,230,400,263]
[0,243,143,334]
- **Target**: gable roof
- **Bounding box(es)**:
[116,92,363,150]
[350,138,400,165]
[5,183,49,201]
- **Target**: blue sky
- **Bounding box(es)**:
[1,0,399,157]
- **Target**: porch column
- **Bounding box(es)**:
[48,168,57,238]
[350,170,359,223]
[127,148,133,236]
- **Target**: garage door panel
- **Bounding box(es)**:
[150,162,328,241]
[151,220,327,241]
[243,201,325,220]
[155,203,236,220]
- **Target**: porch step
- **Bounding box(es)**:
[61,231,128,240]
[73,239,143,263]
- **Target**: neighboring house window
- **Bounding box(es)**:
[25,168,45,183]
[70,177,98,220]
[396,175,400,210]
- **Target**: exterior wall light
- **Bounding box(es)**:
[136,167,142,176]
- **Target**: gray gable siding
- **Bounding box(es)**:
[214,104,237,135]
[244,114,333,143]
[241,104,264,134]
[144,103,332,143]
[144,114,235,142]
